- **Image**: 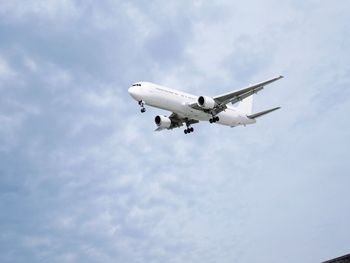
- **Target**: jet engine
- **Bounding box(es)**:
[197,96,216,109]
[154,115,172,128]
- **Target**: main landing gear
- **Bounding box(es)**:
[184,127,194,134]
[209,116,219,123]
[184,122,194,134]
[138,100,146,113]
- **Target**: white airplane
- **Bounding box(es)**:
[128,75,283,134]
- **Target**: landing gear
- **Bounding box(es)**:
[209,116,219,123]
[138,100,146,113]
[184,127,194,134]
[184,122,194,135]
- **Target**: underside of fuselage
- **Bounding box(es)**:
[145,97,255,127]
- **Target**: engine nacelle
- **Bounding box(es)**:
[154,115,171,128]
[197,96,216,109]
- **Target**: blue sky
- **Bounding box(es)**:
[0,1,350,262]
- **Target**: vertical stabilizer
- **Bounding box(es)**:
[236,95,253,115]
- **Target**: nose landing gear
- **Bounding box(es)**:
[138,100,146,113]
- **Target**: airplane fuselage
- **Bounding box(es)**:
[128,82,256,127]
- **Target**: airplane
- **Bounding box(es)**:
[128,75,283,134]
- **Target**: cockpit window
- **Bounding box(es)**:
[132,83,141,87]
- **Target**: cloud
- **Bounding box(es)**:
[0,0,79,21]
[0,56,16,79]
[0,1,350,263]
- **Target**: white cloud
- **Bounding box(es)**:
[82,86,123,108]
[22,236,54,248]
[23,57,38,72]
[0,0,79,21]
[44,67,72,90]
[0,56,16,81]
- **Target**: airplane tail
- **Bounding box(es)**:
[236,95,253,115]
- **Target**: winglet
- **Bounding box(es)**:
[269,75,284,82]
[247,107,281,119]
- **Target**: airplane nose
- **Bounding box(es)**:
[128,86,140,100]
[128,86,136,96]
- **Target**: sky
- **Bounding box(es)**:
[0,0,350,262]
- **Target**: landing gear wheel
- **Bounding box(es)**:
[138,100,146,113]
[210,116,219,123]
[184,126,194,134]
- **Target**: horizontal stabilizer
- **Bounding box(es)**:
[154,127,166,132]
[247,107,281,119]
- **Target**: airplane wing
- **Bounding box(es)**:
[214,75,283,105]
[155,113,199,131]
[189,75,283,115]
